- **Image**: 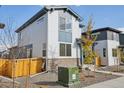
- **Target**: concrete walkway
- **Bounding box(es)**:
[83,65,124,76]
[94,70,124,76]
[86,76,124,88]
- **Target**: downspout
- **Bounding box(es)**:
[76,44,79,67]
[76,38,82,68]
[45,9,49,72]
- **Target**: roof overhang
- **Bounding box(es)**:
[15,6,82,33]
[82,27,122,35]
[15,8,48,33]
[92,27,121,33]
[44,6,82,21]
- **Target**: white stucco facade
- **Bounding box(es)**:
[94,40,120,66]
[47,10,81,59]
[17,7,81,60]
[94,40,108,66]
[18,13,48,57]
[107,40,120,66]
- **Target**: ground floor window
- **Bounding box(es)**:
[42,50,46,57]
[27,48,32,58]
[103,48,106,57]
[60,43,71,56]
[112,48,117,57]
[26,44,33,58]
[42,43,46,57]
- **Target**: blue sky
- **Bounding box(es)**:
[71,5,124,29]
[0,5,124,30]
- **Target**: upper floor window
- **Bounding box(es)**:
[66,17,72,30]
[58,12,72,43]
[59,17,66,31]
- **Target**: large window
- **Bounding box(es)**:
[58,13,72,43]
[59,31,72,42]
[60,43,71,56]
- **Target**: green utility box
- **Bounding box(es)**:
[58,67,80,87]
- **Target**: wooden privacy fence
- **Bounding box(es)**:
[0,58,44,78]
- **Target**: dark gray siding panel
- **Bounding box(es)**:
[95,31,107,41]
[119,34,124,45]
[94,30,119,41]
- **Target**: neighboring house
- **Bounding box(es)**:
[15,6,82,70]
[82,27,122,66]
[119,33,124,63]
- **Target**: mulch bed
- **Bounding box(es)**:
[79,71,120,87]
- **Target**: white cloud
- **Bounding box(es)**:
[117,28,124,33]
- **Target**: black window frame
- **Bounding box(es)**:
[59,43,71,57]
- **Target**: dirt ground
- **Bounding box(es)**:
[0,70,121,88]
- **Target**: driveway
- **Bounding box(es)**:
[86,77,124,88]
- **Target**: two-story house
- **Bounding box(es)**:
[15,6,82,70]
[119,31,124,63]
[82,27,121,66]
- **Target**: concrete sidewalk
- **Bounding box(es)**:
[83,64,124,76]
[86,77,124,88]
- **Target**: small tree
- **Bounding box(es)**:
[0,19,27,87]
[81,18,97,77]
[0,19,16,87]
